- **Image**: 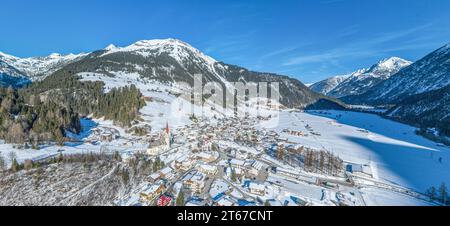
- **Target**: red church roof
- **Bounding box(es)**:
[165,122,170,134]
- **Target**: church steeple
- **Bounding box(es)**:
[165,122,170,134]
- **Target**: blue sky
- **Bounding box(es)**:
[1,0,449,83]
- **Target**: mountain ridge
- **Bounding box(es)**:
[344,43,450,105]
[32,38,343,109]
[311,57,412,98]
[0,50,87,82]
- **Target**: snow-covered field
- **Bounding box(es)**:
[260,110,450,193]
[361,187,435,206]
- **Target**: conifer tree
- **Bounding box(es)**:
[439,183,448,204]
[0,154,6,171]
[11,158,20,172]
[176,190,185,206]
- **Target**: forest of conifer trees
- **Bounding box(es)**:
[0,71,146,147]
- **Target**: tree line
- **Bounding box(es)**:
[426,183,450,205]
[0,86,80,147]
[275,145,344,176]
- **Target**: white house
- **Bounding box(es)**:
[198,164,218,175]
[184,172,207,194]
[230,159,246,169]
[248,182,266,196]
[160,167,174,179]
[149,173,161,183]
[140,183,165,203]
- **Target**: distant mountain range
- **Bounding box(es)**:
[313,43,450,135]
[0,51,87,84]
[311,57,412,98]
[343,44,450,105]
[0,38,342,110]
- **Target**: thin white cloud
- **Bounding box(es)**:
[259,46,302,60]
[283,23,434,66]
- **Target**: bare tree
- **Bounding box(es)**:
[0,153,6,171]
[8,151,17,164]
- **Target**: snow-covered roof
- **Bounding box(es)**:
[176,155,188,162]
[190,172,205,182]
[149,173,161,180]
[230,159,245,166]
[196,152,213,159]
[251,160,266,170]
[217,197,234,206]
[185,202,201,206]
[249,182,265,191]
[142,184,163,194]
[234,168,243,175]
[199,164,217,171]
[160,167,173,175]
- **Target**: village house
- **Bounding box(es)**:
[234,167,245,179]
[247,160,267,177]
[197,164,218,175]
[174,156,188,168]
[248,182,266,196]
[229,159,246,169]
[90,127,120,142]
[175,156,196,171]
[159,167,173,179]
[346,163,373,178]
[226,167,244,180]
[196,152,219,163]
[157,195,173,206]
[183,172,207,194]
[140,183,165,203]
[146,140,169,156]
[215,196,236,206]
[181,160,196,172]
[148,172,162,183]
[159,167,175,180]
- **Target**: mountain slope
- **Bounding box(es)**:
[344,43,450,105]
[386,84,450,135]
[0,60,30,87]
[317,57,412,98]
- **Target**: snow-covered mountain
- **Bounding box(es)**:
[312,57,412,98]
[101,39,218,71]
[336,43,450,135]
[0,51,87,83]
[310,74,350,95]
[45,38,342,109]
[345,43,450,105]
